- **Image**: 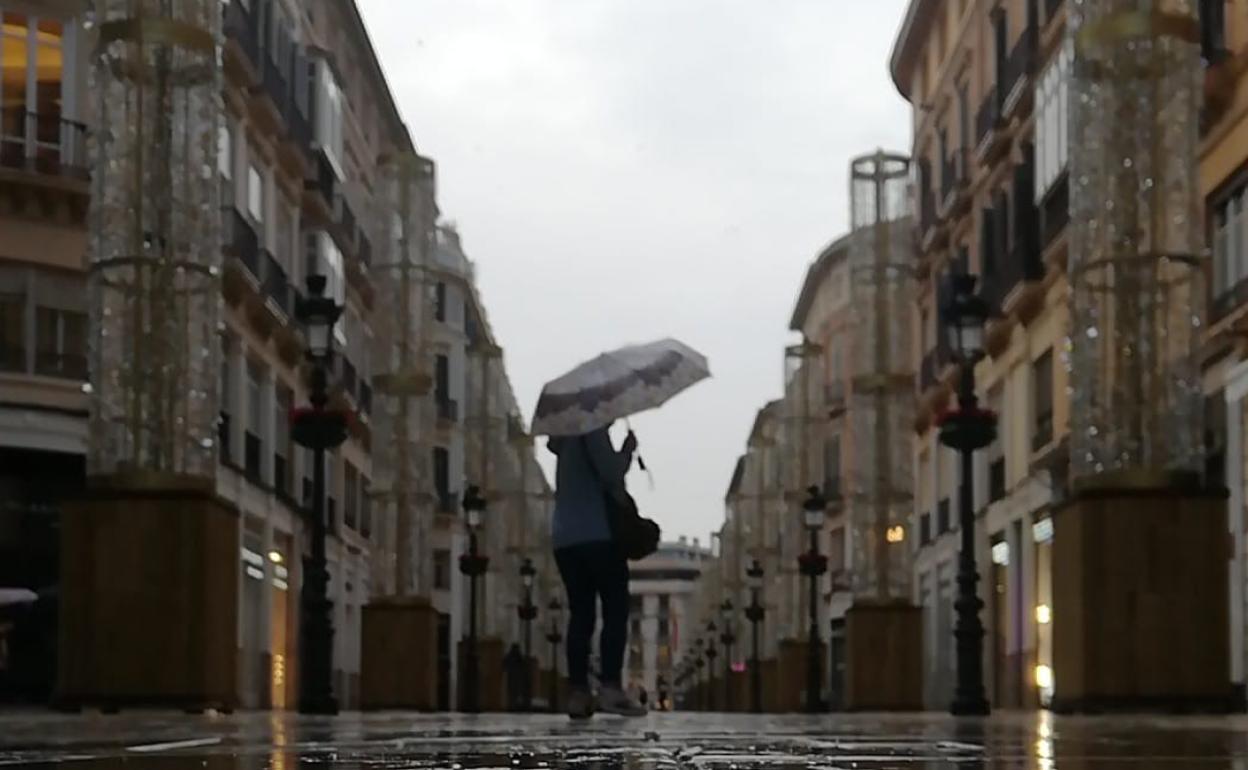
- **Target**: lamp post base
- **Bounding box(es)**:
[950,697,990,716]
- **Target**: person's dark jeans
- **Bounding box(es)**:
[554,540,630,689]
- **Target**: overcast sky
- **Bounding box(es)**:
[358,0,913,545]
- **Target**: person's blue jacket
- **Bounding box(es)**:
[549,427,633,549]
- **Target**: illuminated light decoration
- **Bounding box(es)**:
[992,541,1010,566]
[268,550,284,564]
[86,0,221,481]
[1068,0,1205,481]
[1035,664,1055,691]
[886,525,905,543]
[1032,518,1054,544]
[1035,604,1052,625]
[846,150,915,601]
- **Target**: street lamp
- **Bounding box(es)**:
[704,621,719,712]
[938,271,996,717]
[545,597,564,713]
[797,485,828,713]
[459,485,490,713]
[719,599,736,711]
[745,559,766,713]
[292,274,347,716]
[517,557,538,711]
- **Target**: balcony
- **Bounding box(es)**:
[227,209,260,279]
[222,0,261,77]
[1000,26,1038,118]
[1033,410,1054,453]
[261,250,294,318]
[341,357,359,399]
[1040,173,1069,252]
[825,380,847,417]
[975,88,1007,163]
[244,431,263,485]
[218,412,231,466]
[939,149,971,220]
[989,457,1006,502]
[34,351,87,380]
[437,398,459,426]
[0,110,89,181]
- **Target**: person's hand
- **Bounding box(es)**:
[622,430,639,455]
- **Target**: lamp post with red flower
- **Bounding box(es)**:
[798,485,828,713]
[292,274,349,716]
[545,597,563,712]
[517,557,538,711]
[745,559,766,713]
[459,485,489,713]
[938,272,996,717]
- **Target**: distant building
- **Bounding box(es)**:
[623,538,712,700]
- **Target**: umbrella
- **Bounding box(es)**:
[532,338,710,437]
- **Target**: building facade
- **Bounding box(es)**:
[0,0,550,710]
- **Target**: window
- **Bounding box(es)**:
[1034,41,1071,197]
[1214,188,1248,298]
[313,57,344,176]
[34,306,86,378]
[247,163,264,223]
[433,549,451,590]
[306,231,347,341]
[1,14,69,163]
[344,463,358,530]
[360,476,372,538]
[1200,0,1228,64]
[1033,349,1054,451]
[0,292,24,371]
[275,385,292,497]
[218,124,233,180]
[433,447,451,510]
[988,386,1006,502]
[823,434,841,498]
[937,497,951,534]
[435,282,447,322]
[244,360,264,481]
[828,527,845,574]
[435,354,449,403]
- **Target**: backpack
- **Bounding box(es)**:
[580,436,661,560]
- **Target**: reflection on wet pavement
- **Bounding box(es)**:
[2,710,1248,768]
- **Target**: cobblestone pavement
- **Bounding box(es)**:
[3,710,1248,768]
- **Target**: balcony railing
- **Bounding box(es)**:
[1000,25,1037,107]
[989,457,1007,502]
[309,149,337,209]
[1033,410,1054,452]
[244,431,263,484]
[261,250,294,317]
[228,209,260,279]
[976,88,1002,146]
[0,345,24,373]
[0,110,88,179]
[437,398,459,424]
[218,412,231,465]
[1040,174,1069,250]
[34,351,87,380]
[223,0,261,71]
[341,357,358,398]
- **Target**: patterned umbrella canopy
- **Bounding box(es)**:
[531,339,710,437]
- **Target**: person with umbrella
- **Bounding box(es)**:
[534,339,709,720]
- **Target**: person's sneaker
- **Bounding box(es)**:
[598,686,647,717]
[567,687,596,720]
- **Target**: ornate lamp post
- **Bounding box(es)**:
[798,486,827,713]
[693,639,706,711]
[517,557,538,712]
[459,485,490,713]
[745,559,766,713]
[545,597,563,712]
[937,272,995,717]
[293,274,348,716]
[719,599,736,711]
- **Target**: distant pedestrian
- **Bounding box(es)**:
[548,425,646,719]
[503,643,526,712]
[638,687,648,707]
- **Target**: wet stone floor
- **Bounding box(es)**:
[2,711,1248,768]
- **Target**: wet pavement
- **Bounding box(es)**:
[2,710,1248,768]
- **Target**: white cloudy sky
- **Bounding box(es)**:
[358,0,913,544]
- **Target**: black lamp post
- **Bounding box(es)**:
[938,272,996,717]
[545,597,563,713]
[798,486,828,713]
[719,599,736,711]
[693,639,705,711]
[517,557,538,712]
[293,274,347,716]
[745,559,766,713]
[459,485,490,713]
[704,621,719,712]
